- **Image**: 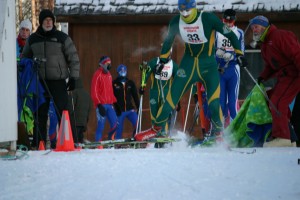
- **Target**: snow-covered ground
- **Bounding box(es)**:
[1,131,300,200]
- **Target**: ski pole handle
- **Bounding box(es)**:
[139,61,150,88]
[141,70,147,88]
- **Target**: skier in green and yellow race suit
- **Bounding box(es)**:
[135,55,179,141]
[134,0,248,144]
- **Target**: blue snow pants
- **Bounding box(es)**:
[95,104,118,141]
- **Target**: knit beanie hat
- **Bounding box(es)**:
[39,9,55,25]
[249,16,269,27]
[99,56,111,66]
[20,19,32,32]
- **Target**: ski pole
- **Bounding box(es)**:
[136,95,143,134]
[168,109,178,137]
[153,63,165,104]
[243,67,280,115]
[183,84,193,133]
[136,62,151,134]
[70,91,79,143]
[171,111,177,131]
[188,102,200,134]
[159,77,165,104]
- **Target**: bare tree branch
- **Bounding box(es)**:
[18,0,23,22]
[16,0,55,33]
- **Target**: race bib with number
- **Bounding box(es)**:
[179,11,208,44]
[155,60,173,81]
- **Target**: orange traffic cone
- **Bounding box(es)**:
[54,110,77,152]
[38,140,46,151]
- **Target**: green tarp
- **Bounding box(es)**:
[225,85,272,147]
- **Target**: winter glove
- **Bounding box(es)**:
[176,102,181,112]
[97,104,106,117]
[236,54,248,68]
[139,87,145,95]
[257,77,264,85]
[223,52,234,62]
[67,77,76,91]
[154,59,166,75]
[216,48,226,58]
[113,103,122,116]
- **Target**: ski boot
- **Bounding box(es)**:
[134,126,162,141]
[215,132,224,143]
[188,136,215,147]
[154,131,168,148]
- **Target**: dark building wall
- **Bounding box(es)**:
[69,22,199,140]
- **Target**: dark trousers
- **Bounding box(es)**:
[291,93,300,147]
[32,79,69,148]
[76,126,86,143]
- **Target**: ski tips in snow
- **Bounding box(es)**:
[81,137,181,149]
[228,147,256,154]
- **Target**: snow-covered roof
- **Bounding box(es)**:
[54,0,300,16]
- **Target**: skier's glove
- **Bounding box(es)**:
[154,59,166,75]
[236,54,248,68]
[257,77,264,85]
[113,103,122,116]
[97,104,106,117]
[216,48,226,59]
[223,52,234,62]
[139,87,145,95]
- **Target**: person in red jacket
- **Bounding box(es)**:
[249,16,300,147]
[91,56,121,142]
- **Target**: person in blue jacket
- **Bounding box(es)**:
[215,9,244,126]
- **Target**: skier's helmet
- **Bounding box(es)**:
[178,0,196,11]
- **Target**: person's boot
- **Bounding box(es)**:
[188,137,206,147]
[224,116,230,128]
[188,129,224,147]
[263,138,296,147]
[215,132,224,143]
[50,141,56,150]
[154,130,167,148]
[154,142,165,148]
[134,126,162,141]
